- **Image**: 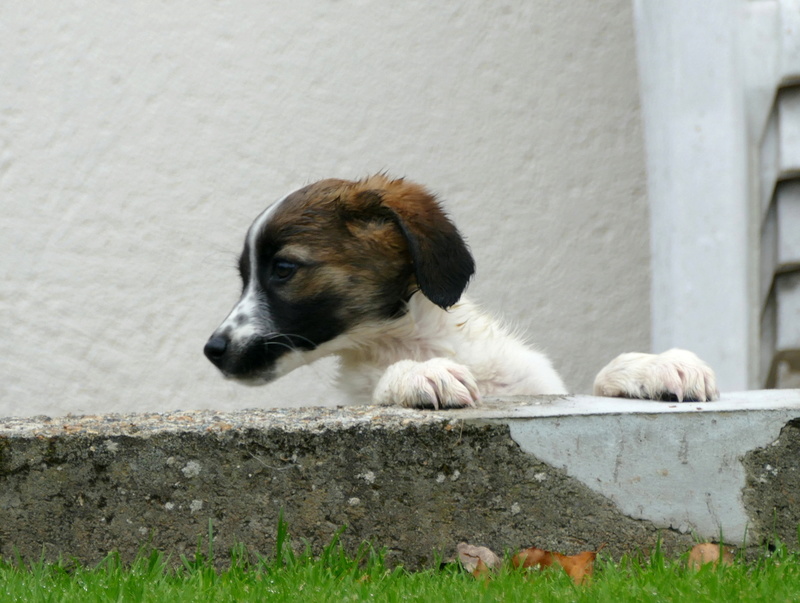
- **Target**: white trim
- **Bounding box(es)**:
[633,0,753,390]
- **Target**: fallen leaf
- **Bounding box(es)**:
[472,558,491,581]
[456,542,501,575]
[687,543,734,570]
[512,547,557,570]
[557,550,599,584]
[513,544,604,585]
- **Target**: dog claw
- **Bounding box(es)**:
[374,358,480,409]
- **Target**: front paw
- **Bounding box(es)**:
[593,348,719,402]
[373,358,480,409]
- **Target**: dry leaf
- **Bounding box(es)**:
[556,550,599,584]
[513,544,604,584]
[472,558,492,581]
[456,542,501,575]
[512,547,557,570]
[687,543,734,570]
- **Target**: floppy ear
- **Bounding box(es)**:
[353,183,475,309]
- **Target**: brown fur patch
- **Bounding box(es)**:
[258,175,473,324]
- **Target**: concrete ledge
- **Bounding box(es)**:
[1,390,799,568]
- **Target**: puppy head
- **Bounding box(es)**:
[204,175,474,382]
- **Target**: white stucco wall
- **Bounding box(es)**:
[0,1,649,417]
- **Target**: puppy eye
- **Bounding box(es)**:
[271,259,298,282]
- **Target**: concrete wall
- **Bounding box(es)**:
[633,1,750,390]
[3,392,799,568]
[0,2,649,417]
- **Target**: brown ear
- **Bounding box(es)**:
[353,181,475,309]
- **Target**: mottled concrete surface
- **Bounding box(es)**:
[743,418,800,547]
[0,404,689,569]
[2,394,799,569]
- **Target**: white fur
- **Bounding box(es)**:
[593,348,719,402]
[217,194,291,346]
[287,293,720,407]
[311,294,567,407]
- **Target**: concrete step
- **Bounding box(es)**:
[1,389,798,568]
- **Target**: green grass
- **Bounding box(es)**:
[3,523,800,602]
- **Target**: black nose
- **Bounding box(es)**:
[204,334,228,367]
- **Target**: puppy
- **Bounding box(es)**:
[204,175,718,408]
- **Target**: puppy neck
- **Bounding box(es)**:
[336,292,477,366]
